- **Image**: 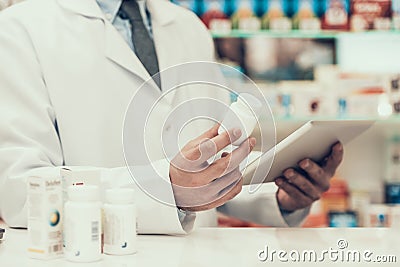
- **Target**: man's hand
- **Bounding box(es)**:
[275,142,343,212]
[170,124,256,212]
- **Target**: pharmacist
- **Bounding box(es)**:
[0,0,343,234]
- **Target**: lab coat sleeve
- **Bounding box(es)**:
[101,163,196,235]
[217,183,310,227]
[0,14,192,234]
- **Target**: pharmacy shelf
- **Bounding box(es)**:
[273,115,400,123]
[211,30,400,39]
[268,115,400,144]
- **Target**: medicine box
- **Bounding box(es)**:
[27,176,63,259]
[350,0,392,31]
[261,0,292,30]
[321,0,350,30]
[292,0,321,30]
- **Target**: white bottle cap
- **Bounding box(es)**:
[68,185,100,202]
[105,188,135,204]
[236,93,262,116]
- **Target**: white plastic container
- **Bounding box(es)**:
[103,188,137,255]
[218,93,262,146]
[64,185,102,262]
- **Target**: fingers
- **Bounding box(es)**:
[209,127,242,153]
[222,137,256,173]
[297,159,330,192]
[323,142,343,176]
[209,167,242,196]
[275,178,313,210]
[184,127,242,163]
[193,128,242,161]
[283,169,322,201]
[217,176,243,203]
[297,142,343,191]
[193,123,220,142]
[184,177,243,212]
[173,169,242,210]
[273,142,344,212]
[201,137,256,181]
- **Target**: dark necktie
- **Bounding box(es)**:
[120,0,161,88]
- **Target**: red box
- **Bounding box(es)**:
[350,0,392,31]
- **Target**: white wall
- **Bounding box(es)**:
[337,33,400,74]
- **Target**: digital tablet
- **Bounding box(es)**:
[243,120,375,186]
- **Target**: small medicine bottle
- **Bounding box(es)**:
[218,93,262,146]
[64,185,102,262]
[103,188,137,255]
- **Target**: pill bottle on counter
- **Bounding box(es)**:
[218,93,262,146]
[368,204,390,227]
[64,185,102,262]
[103,188,137,255]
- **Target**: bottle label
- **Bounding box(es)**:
[91,221,99,241]
[64,204,102,261]
[104,205,137,255]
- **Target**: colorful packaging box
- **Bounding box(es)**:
[350,0,392,31]
[321,0,350,30]
[230,0,260,30]
[261,0,292,30]
[293,0,321,30]
[27,176,63,260]
[171,0,199,15]
[199,0,228,28]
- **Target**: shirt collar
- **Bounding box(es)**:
[96,0,122,23]
[96,0,148,23]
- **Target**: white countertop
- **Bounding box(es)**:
[0,220,399,267]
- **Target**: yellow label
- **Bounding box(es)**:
[28,248,45,254]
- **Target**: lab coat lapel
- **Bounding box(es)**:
[57,0,154,85]
[57,0,104,19]
[103,22,153,83]
[147,0,183,103]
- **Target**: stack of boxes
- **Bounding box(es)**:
[171,0,400,32]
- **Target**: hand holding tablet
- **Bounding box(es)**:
[243,120,375,186]
[243,120,374,211]
[275,141,344,211]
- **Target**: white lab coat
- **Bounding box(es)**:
[0,0,307,234]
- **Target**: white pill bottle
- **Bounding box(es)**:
[64,185,102,262]
[219,93,262,146]
[103,188,137,255]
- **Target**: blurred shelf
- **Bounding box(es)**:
[273,115,400,123]
[211,30,400,39]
